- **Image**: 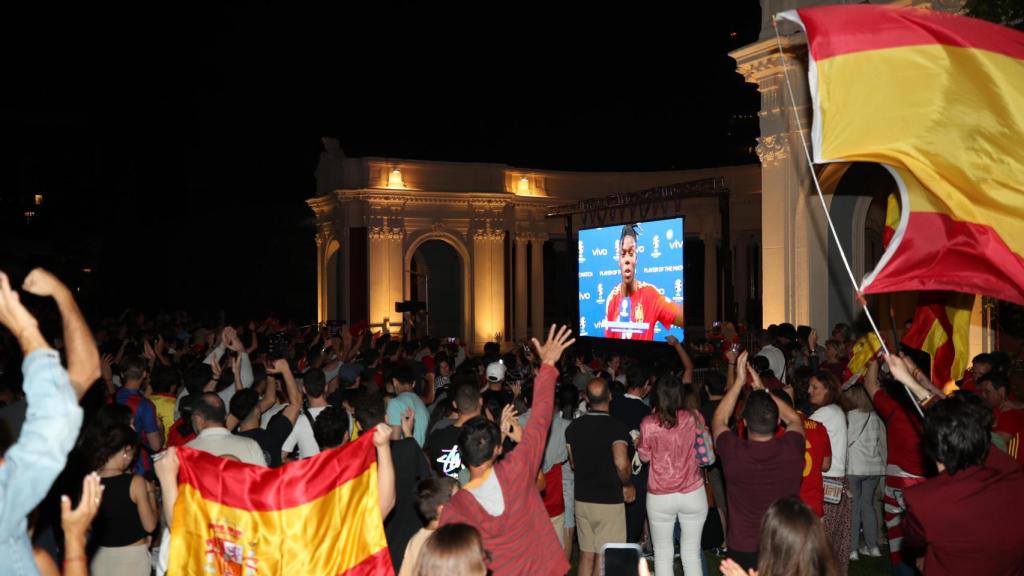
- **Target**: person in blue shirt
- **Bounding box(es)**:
[0,268,99,575]
[387,363,430,446]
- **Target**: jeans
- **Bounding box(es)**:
[646,488,708,576]
[849,475,882,550]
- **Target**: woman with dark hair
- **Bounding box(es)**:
[412,523,488,576]
[636,375,708,576]
[719,496,838,576]
[90,423,158,576]
[808,370,851,573]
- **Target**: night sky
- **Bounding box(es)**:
[0,2,762,324]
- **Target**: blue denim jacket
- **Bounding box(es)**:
[0,349,83,576]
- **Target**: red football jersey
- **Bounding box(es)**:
[800,417,832,517]
[993,407,1024,466]
[603,282,679,341]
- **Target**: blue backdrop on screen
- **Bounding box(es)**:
[577,217,685,342]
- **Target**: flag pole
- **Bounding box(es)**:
[771,17,927,418]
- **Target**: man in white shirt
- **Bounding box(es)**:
[280,368,329,460]
[756,324,793,384]
[186,392,266,466]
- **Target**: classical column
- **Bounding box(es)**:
[514,234,529,341]
[315,233,326,323]
[472,221,506,350]
[368,216,404,330]
[530,234,547,338]
[733,35,821,329]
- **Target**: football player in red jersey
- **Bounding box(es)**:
[604,224,684,340]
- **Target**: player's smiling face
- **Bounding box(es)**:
[620,235,636,284]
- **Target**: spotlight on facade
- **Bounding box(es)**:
[387,168,406,189]
[517,176,530,195]
[34,194,43,206]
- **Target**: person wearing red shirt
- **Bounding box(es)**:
[800,413,832,517]
[976,372,1024,466]
[864,359,933,574]
[903,395,1024,576]
[603,225,684,341]
[439,325,574,576]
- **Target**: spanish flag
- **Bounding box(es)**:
[883,192,974,390]
[842,332,883,389]
[901,292,974,391]
[779,6,1024,305]
[169,434,393,575]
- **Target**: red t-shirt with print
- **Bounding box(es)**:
[799,417,832,517]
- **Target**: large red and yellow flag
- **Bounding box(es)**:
[779,6,1024,304]
[902,292,974,391]
[883,192,974,390]
[169,434,393,576]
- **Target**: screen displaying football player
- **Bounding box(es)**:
[604,224,684,340]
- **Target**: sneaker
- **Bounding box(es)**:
[860,545,882,557]
[849,550,860,561]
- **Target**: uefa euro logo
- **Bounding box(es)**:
[613,239,620,261]
[596,283,605,304]
[674,279,684,302]
[580,316,588,336]
[651,235,662,258]
[620,298,630,319]
[578,240,586,263]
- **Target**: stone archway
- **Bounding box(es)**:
[404,231,471,341]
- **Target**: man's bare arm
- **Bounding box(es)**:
[612,441,631,485]
[666,335,693,384]
[22,269,99,397]
[713,351,749,440]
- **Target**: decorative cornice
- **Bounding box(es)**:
[368,226,404,241]
[473,228,505,242]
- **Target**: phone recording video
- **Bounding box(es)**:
[601,543,642,576]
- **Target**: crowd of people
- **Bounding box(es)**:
[0,268,1023,576]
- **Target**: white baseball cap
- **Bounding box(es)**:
[486,361,506,383]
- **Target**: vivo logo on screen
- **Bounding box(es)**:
[669,240,684,249]
[579,292,591,300]
[591,248,608,256]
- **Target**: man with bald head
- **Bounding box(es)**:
[187,392,266,466]
[566,377,635,576]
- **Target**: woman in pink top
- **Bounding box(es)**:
[637,377,709,576]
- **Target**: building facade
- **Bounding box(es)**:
[308,138,761,350]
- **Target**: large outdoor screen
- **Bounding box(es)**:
[577,217,685,342]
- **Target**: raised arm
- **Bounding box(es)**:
[0,271,83,536]
[60,473,103,576]
[511,325,575,478]
[886,354,944,406]
[864,357,881,400]
[666,335,693,384]
[271,360,303,425]
[22,268,100,397]
[154,448,180,527]
[372,423,396,518]
[749,364,802,436]
[712,350,748,440]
